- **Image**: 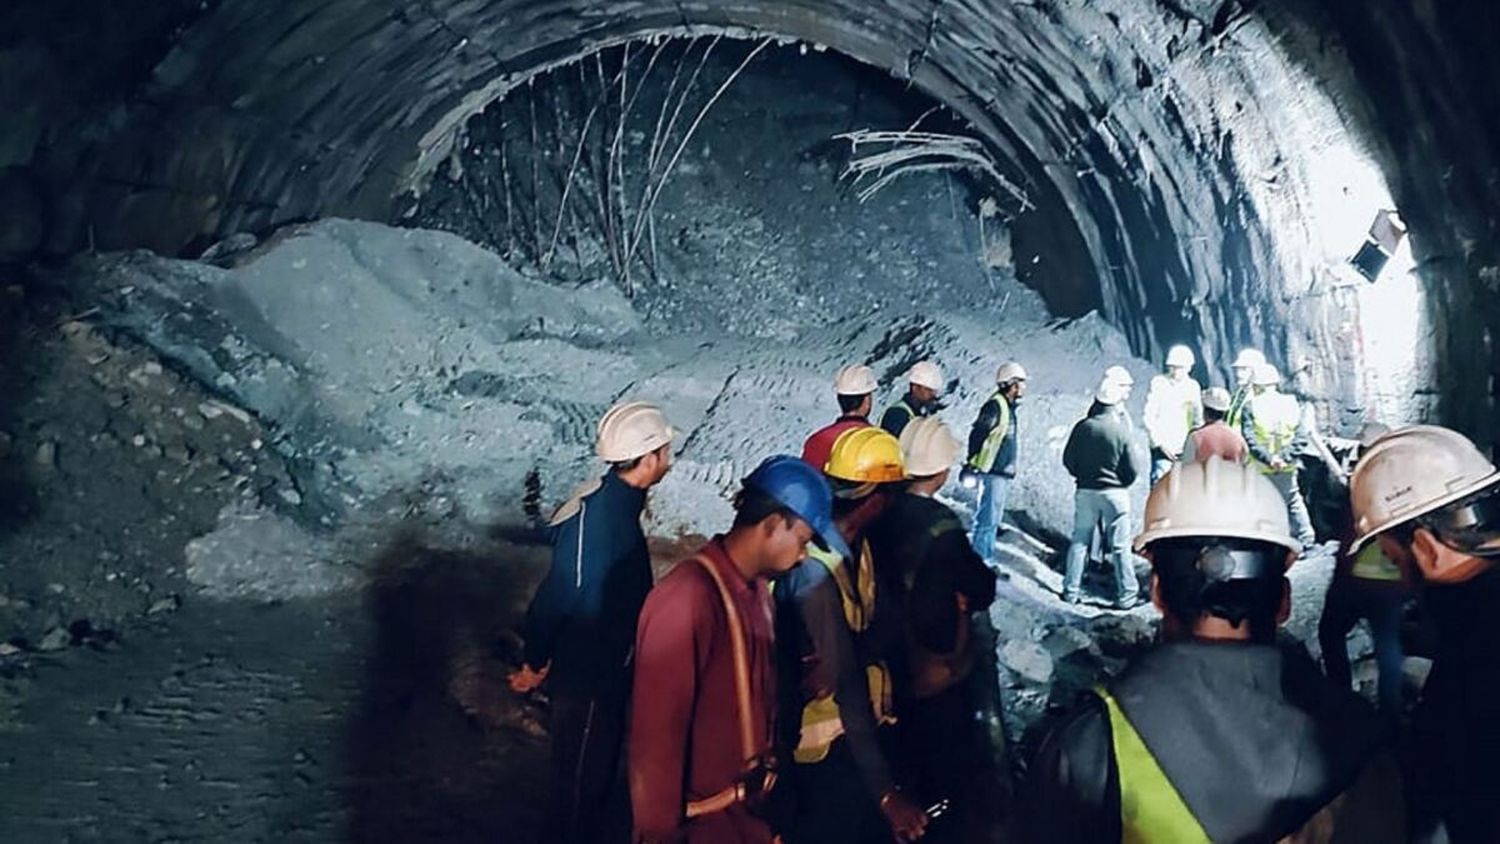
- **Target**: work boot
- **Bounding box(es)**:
[1112,595,1140,611]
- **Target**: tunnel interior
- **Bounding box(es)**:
[1,1,1499,840]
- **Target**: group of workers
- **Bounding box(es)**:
[508,350,1500,843]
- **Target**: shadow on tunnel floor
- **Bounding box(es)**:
[342,529,553,843]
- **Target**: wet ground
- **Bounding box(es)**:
[0,542,554,843]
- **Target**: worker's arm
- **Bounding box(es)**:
[1117,431,1141,488]
[798,577,894,798]
[1241,403,1277,466]
[520,514,586,670]
[968,399,999,461]
[1020,696,1120,843]
[629,575,707,841]
[911,524,996,652]
[1141,378,1168,450]
[1061,422,1082,480]
[879,405,909,438]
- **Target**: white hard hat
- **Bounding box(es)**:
[899,417,962,478]
[834,364,877,396]
[1233,349,1266,370]
[908,360,944,392]
[1134,457,1300,556]
[1350,425,1500,552]
[1202,387,1232,413]
[1094,379,1127,406]
[1104,365,1134,387]
[1253,363,1282,386]
[596,401,676,463]
[995,361,1028,384]
[1165,345,1195,368]
[1358,422,1392,449]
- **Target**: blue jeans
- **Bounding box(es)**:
[1266,470,1316,546]
[970,474,1010,563]
[1149,448,1175,488]
[1063,488,1137,603]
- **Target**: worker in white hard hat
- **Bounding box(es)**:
[965,361,1027,567]
[1226,348,1266,428]
[1180,387,1247,465]
[1349,425,1500,840]
[803,364,876,472]
[869,417,1000,836]
[511,400,676,842]
[1239,363,1316,548]
[1142,345,1204,487]
[1061,379,1143,609]
[1102,365,1137,431]
[881,360,945,439]
[1024,459,1403,842]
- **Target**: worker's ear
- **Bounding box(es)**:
[1410,527,1494,584]
[1276,577,1291,626]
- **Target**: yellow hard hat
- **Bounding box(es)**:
[825,427,906,485]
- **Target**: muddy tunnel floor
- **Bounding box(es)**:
[0,540,558,843]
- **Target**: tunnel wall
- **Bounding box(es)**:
[2,0,1496,441]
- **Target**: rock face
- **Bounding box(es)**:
[2,1,1496,444]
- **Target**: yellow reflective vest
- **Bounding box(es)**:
[966,392,1012,473]
[1096,687,1211,843]
[792,542,896,763]
[1246,391,1301,474]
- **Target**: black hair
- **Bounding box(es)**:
[1204,406,1225,423]
[1151,537,1286,643]
[837,393,869,414]
[732,486,799,530]
[609,442,669,473]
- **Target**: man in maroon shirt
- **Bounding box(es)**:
[1181,387,1248,466]
[802,364,877,471]
[630,456,848,843]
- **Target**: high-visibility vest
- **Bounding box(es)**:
[1248,392,1301,474]
[793,541,895,764]
[1096,687,1211,844]
[966,393,1012,473]
[1350,541,1403,582]
[1226,385,1253,429]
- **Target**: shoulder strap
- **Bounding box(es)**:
[1094,686,1209,844]
[691,555,758,768]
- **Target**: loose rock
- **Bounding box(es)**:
[37,626,71,652]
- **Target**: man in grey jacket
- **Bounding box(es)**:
[1061,380,1142,609]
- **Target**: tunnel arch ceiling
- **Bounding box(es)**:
[12,0,1497,438]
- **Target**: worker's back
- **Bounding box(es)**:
[1024,640,1403,842]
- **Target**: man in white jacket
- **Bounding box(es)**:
[1142,345,1203,487]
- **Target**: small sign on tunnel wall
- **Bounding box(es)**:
[1351,209,1408,281]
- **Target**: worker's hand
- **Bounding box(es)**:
[507,662,549,693]
[879,790,929,841]
[955,592,970,614]
[1270,458,1287,472]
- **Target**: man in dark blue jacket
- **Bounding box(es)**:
[965,361,1026,567]
[510,401,676,843]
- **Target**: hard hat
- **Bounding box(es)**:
[1134,457,1300,557]
[1165,345,1195,368]
[995,361,1028,385]
[596,401,676,462]
[834,364,877,396]
[899,417,961,477]
[742,455,851,561]
[908,360,944,392]
[1104,365,1134,387]
[1232,349,1266,370]
[1202,387,1232,413]
[1350,425,1500,554]
[1094,379,1128,407]
[826,426,906,488]
[1253,363,1282,386]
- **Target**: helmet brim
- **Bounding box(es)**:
[1351,471,1500,553]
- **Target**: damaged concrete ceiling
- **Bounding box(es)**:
[3,0,1497,440]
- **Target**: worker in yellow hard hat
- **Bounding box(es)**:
[1023,459,1403,841]
[774,427,930,842]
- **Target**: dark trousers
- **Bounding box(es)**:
[903,681,984,842]
[546,690,629,843]
[1319,576,1406,716]
[784,737,888,844]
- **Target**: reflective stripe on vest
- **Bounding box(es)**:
[793,542,895,763]
[1095,687,1210,844]
[1249,392,1300,474]
[966,393,1012,472]
[1226,386,1252,429]
[1351,541,1403,582]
